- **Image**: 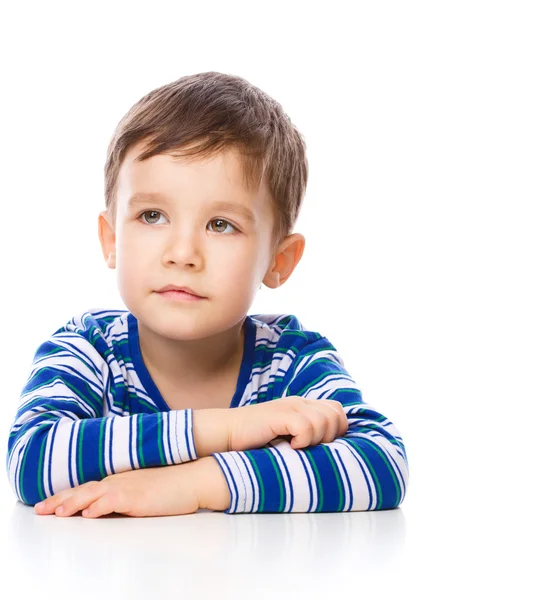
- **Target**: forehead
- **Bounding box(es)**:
[116,141,272,221]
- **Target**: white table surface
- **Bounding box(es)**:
[1,474,544,600]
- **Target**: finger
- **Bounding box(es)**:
[319,404,341,442]
[283,411,314,449]
[289,405,327,448]
[302,400,340,443]
[303,404,330,446]
[325,401,349,438]
[339,411,349,437]
[35,490,77,515]
[308,399,348,438]
[82,494,115,519]
[56,482,104,517]
[36,480,102,515]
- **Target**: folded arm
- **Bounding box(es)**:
[205,336,409,514]
[6,333,209,506]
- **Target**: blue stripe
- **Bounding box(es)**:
[47,420,61,496]
[128,415,135,470]
[61,339,103,380]
[306,445,342,512]
[67,421,76,487]
[166,412,175,464]
[344,441,374,510]
[370,433,407,499]
[108,417,115,474]
[184,409,191,460]
[334,447,353,510]
[295,450,314,512]
[16,446,24,500]
[214,453,239,513]
[240,454,257,512]
[270,444,294,512]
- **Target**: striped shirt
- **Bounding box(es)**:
[6,309,409,513]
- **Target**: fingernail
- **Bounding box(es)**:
[35,501,44,509]
[56,506,64,515]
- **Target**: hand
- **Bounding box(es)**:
[33,463,202,518]
[227,396,349,452]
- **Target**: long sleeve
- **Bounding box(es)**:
[211,336,409,513]
[6,332,197,506]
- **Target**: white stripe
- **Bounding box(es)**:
[220,452,249,512]
[325,440,352,511]
[369,433,408,493]
[293,446,318,512]
[130,414,139,470]
[109,413,132,472]
[42,423,54,496]
[69,420,81,486]
[266,441,292,512]
[104,416,113,475]
[268,438,314,512]
[47,418,76,494]
[336,438,378,509]
[232,451,260,512]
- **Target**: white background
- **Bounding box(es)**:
[0,0,546,595]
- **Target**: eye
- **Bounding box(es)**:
[137,211,239,234]
[207,219,238,234]
[138,211,167,225]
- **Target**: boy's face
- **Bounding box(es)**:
[98,141,295,340]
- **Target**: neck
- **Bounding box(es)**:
[137,318,246,385]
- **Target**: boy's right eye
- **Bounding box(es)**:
[138,210,165,225]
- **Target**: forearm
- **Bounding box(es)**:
[192,409,230,457]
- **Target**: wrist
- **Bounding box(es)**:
[191,456,231,512]
[193,409,230,457]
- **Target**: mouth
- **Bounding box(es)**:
[156,289,206,301]
[156,285,205,298]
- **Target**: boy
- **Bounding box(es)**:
[6,72,409,518]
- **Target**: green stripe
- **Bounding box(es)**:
[304,448,324,511]
[138,416,145,467]
[327,388,366,401]
[77,420,86,484]
[157,415,166,465]
[362,438,400,507]
[14,412,57,439]
[354,422,406,451]
[349,437,401,508]
[264,449,285,512]
[246,452,265,512]
[135,396,155,411]
[18,435,32,505]
[323,445,345,511]
[23,373,103,414]
[37,345,65,357]
[98,419,106,479]
[290,357,350,396]
[36,434,47,501]
[349,441,381,507]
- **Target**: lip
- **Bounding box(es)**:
[156,285,205,298]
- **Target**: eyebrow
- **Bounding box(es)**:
[127,192,256,224]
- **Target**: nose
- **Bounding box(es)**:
[161,224,204,267]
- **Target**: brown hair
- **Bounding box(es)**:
[104,71,309,251]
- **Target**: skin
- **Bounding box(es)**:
[98,140,305,384]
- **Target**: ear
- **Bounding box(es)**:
[98,210,117,269]
[262,233,306,289]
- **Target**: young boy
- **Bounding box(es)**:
[6,71,409,518]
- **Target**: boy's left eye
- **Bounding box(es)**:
[209,219,238,234]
